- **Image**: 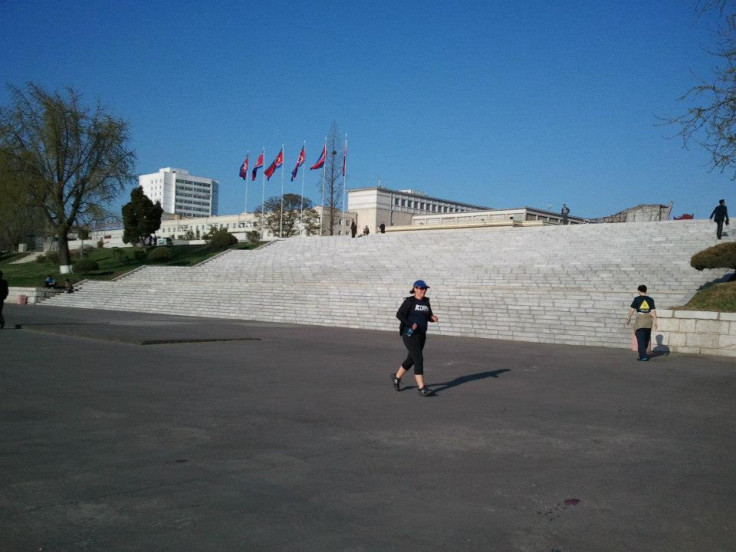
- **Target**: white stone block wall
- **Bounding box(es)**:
[656,309,736,357]
[6,287,62,305]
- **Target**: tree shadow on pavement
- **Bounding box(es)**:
[429,369,511,394]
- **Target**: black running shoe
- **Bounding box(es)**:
[418,386,432,397]
[391,373,401,391]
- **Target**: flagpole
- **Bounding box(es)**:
[320,138,326,236]
[300,141,306,216]
[280,144,285,238]
[342,133,348,215]
[244,151,249,214]
[260,147,266,239]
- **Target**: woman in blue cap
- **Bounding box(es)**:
[391,279,439,397]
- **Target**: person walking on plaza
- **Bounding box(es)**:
[350,220,357,238]
[626,285,658,362]
[391,280,439,397]
[0,271,9,329]
[709,199,729,239]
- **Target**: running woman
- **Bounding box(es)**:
[391,279,439,397]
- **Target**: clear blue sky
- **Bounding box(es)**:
[1,0,732,219]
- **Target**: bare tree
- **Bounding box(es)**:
[665,2,736,177]
[259,193,320,237]
[0,83,135,272]
[318,122,345,235]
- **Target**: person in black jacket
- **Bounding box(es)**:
[709,199,730,239]
[0,270,9,329]
[391,279,439,397]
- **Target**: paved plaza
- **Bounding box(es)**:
[1,304,734,551]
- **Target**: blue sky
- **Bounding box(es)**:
[1,0,732,219]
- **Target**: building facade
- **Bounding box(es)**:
[347,186,489,232]
[412,206,585,227]
[139,167,219,218]
[77,206,356,249]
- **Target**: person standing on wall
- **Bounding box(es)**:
[391,280,439,397]
[709,199,729,239]
[626,285,658,362]
[0,271,9,329]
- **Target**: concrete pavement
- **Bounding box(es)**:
[1,304,734,551]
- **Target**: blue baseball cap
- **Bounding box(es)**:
[412,280,430,289]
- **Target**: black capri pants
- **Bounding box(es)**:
[401,332,427,375]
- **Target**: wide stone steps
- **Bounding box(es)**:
[44,221,728,347]
[43,220,732,349]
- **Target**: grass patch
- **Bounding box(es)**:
[0,242,262,287]
[681,278,736,312]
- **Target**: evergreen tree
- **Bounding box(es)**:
[122,186,163,245]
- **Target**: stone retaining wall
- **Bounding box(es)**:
[656,309,736,357]
[7,287,62,305]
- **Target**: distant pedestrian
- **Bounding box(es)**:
[363,225,369,236]
[626,285,658,362]
[44,275,56,288]
[379,223,386,234]
[709,199,729,239]
[0,270,9,329]
[561,203,570,225]
[350,220,357,238]
[64,279,74,294]
[391,280,439,397]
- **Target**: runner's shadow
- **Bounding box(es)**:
[429,369,511,394]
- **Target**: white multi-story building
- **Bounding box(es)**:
[139,167,219,218]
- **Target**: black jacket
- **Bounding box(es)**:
[396,295,434,336]
[710,205,729,223]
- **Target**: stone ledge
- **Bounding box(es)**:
[656,310,736,357]
[7,286,63,305]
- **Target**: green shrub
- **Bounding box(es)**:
[690,242,736,271]
[111,247,127,264]
[246,230,260,245]
[73,258,99,274]
[36,255,47,263]
[147,247,173,262]
[45,251,60,264]
[133,249,147,263]
[208,228,238,250]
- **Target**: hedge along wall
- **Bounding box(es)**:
[656,309,736,358]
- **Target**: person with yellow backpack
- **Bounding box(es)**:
[626,285,658,362]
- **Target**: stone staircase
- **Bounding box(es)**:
[43,220,733,349]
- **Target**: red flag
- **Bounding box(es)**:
[264,149,284,180]
[251,151,264,181]
[239,154,249,180]
[310,144,326,170]
[291,145,306,181]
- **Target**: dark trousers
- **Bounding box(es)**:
[401,332,427,375]
[635,328,651,359]
[0,300,5,329]
[716,220,724,239]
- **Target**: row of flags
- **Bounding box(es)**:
[238,142,345,183]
